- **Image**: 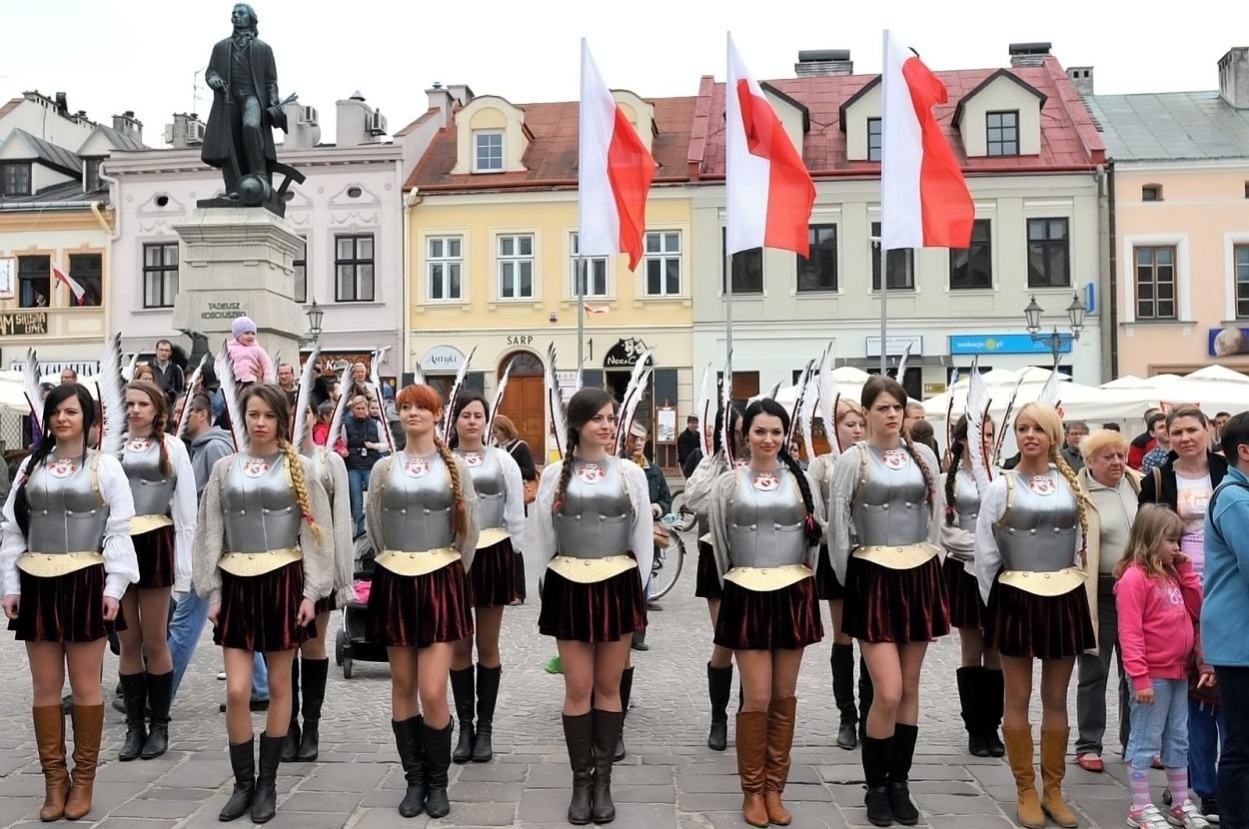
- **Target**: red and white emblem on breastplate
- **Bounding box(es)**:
[404,458,430,478]
[1028,475,1055,496]
[47,458,79,478]
[576,463,604,484]
[462,451,482,468]
[126,437,152,452]
[242,459,270,478]
[882,449,907,470]
[753,472,779,491]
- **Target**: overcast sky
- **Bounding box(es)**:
[4,0,1243,146]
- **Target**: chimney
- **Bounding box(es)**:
[282,101,321,149]
[163,113,206,148]
[336,91,380,147]
[1219,48,1249,109]
[55,92,68,115]
[794,49,854,77]
[446,84,474,107]
[427,82,453,118]
[1067,66,1094,96]
[112,110,143,143]
[1009,42,1052,68]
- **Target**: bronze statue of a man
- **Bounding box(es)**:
[202,4,288,202]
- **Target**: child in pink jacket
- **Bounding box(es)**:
[1115,504,1208,829]
[225,316,274,385]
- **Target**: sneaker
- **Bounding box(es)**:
[1168,801,1211,829]
[1128,804,1171,829]
[544,655,563,675]
[216,671,227,681]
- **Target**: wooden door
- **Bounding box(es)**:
[497,351,547,464]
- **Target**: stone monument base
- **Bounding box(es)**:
[172,208,305,366]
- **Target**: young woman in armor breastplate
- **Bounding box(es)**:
[975,402,1095,829]
[829,376,948,827]
[195,384,335,824]
[936,415,1005,758]
[806,399,871,751]
[365,383,479,821]
[1,384,139,822]
[532,388,654,826]
[447,392,526,764]
[116,380,197,763]
[710,398,823,828]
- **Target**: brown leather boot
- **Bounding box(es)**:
[33,705,69,822]
[1003,726,1045,829]
[736,710,769,828]
[764,696,797,825]
[1040,727,1079,828]
[64,703,103,820]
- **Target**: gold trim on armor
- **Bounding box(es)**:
[130,514,174,536]
[723,564,812,591]
[998,567,1085,597]
[375,547,461,577]
[476,527,510,550]
[852,543,939,570]
[17,551,104,577]
[546,554,635,584]
[218,548,302,577]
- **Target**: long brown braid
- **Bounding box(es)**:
[433,434,469,538]
[553,388,617,514]
[552,429,578,514]
[944,415,969,525]
[126,380,171,475]
[902,432,936,507]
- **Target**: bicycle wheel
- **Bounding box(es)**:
[647,533,685,600]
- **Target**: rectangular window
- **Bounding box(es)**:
[293,236,307,304]
[68,253,102,307]
[1142,184,1162,202]
[474,131,503,172]
[569,233,607,298]
[644,231,681,296]
[1237,245,1249,319]
[18,256,50,308]
[1134,245,1177,320]
[334,234,375,302]
[427,235,463,301]
[1,162,31,197]
[721,230,763,294]
[142,242,178,308]
[1027,218,1070,288]
[949,219,993,290]
[867,118,883,162]
[84,158,102,193]
[871,221,914,290]
[986,111,1019,156]
[797,224,837,292]
[498,233,534,299]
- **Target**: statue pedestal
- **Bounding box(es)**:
[172,208,305,362]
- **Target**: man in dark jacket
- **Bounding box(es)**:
[152,339,185,406]
[677,416,700,474]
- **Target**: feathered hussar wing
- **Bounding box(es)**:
[367,350,396,454]
[291,346,320,454]
[695,362,713,459]
[785,359,814,449]
[720,351,735,465]
[546,343,569,459]
[440,345,477,441]
[993,370,1028,466]
[1038,355,1062,408]
[965,357,994,497]
[895,341,913,379]
[97,333,126,455]
[615,349,655,456]
[797,362,818,462]
[486,356,517,447]
[816,343,840,457]
[22,348,43,437]
[174,355,209,439]
[215,341,247,451]
[324,362,353,453]
[123,352,138,382]
[945,367,959,453]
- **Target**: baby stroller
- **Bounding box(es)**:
[334,534,389,678]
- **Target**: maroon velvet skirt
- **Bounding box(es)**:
[470,537,518,608]
[368,561,473,648]
[842,555,950,644]
[984,575,1095,660]
[538,563,646,643]
[694,539,723,599]
[815,544,846,601]
[943,556,985,631]
[133,524,175,590]
[213,561,315,652]
[314,594,337,615]
[9,564,125,642]
[714,576,823,651]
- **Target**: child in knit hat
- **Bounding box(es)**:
[225,316,275,385]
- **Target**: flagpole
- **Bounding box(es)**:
[878,241,888,374]
[725,248,734,367]
[577,255,586,373]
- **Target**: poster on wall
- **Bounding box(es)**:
[656,406,677,444]
[1210,327,1249,357]
[0,258,13,299]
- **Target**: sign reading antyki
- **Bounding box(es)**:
[201,301,249,321]
[0,311,48,336]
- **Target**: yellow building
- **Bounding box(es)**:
[404,90,696,466]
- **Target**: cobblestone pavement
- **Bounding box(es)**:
[0,523,1139,828]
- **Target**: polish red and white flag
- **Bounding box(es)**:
[578,39,656,271]
[725,34,815,257]
[880,30,974,250]
[51,261,86,305]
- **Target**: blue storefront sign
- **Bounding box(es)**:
[949,333,1072,356]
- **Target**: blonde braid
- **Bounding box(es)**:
[901,433,935,506]
[433,435,468,538]
[1051,447,1089,565]
[282,439,324,541]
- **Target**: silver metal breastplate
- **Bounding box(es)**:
[222,454,302,553]
[850,445,930,546]
[123,437,176,516]
[954,470,980,535]
[26,453,110,554]
[994,470,1079,572]
[726,467,808,568]
[381,453,455,552]
[553,457,634,558]
[459,448,505,530]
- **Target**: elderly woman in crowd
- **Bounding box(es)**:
[1073,429,1140,772]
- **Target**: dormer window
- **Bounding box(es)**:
[867,118,883,162]
[986,111,1019,156]
[473,130,503,173]
[1,162,31,197]
[84,158,102,192]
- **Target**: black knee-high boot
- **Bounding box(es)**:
[832,644,858,749]
[563,712,594,825]
[862,735,893,827]
[450,666,475,764]
[118,673,146,762]
[392,716,425,818]
[890,724,920,826]
[982,668,1005,757]
[295,658,328,762]
[219,738,255,822]
[957,667,987,756]
[593,709,624,824]
[613,667,633,762]
[140,671,172,759]
[472,664,501,762]
[251,733,283,823]
[281,658,301,762]
[422,719,453,819]
[707,663,732,751]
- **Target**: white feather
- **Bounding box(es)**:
[546,343,570,459]
[367,349,396,454]
[440,345,477,441]
[124,352,138,382]
[97,333,126,456]
[615,348,654,455]
[799,368,818,463]
[895,341,913,379]
[695,362,713,459]
[965,356,994,497]
[1038,363,1062,408]
[719,351,734,465]
[215,341,247,451]
[816,343,839,457]
[486,356,518,447]
[22,348,43,436]
[174,355,209,439]
[324,362,354,452]
[291,346,320,453]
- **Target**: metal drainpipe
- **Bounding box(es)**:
[1107,162,1119,379]
[402,187,423,385]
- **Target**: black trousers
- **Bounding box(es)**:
[1214,665,1249,828]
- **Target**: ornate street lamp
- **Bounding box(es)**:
[305,297,324,343]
